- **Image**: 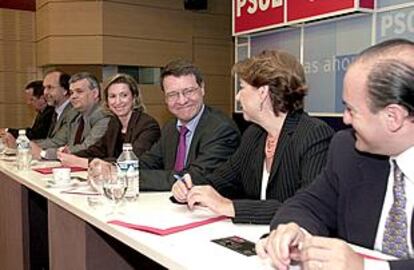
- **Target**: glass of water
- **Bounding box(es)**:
[102,167,127,216]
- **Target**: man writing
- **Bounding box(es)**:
[257,39,414,270]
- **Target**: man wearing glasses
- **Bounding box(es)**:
[2,70,78,152]
[139,59,241,190]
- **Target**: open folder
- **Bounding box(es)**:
[33,166,87,174]
[108,216,228,236]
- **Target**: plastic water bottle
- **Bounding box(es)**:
[16,129,32,170]
[117,143,139,201]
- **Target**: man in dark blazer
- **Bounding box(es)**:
[257,39,414,270]
[2,80,54,140]
[140,59,240,191]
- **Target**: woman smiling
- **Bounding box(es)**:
[59,73,160,167]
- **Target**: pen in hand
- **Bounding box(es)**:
[173,174,191,190]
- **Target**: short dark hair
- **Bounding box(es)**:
[25,80,44,98]
[43,69,71,91]
[232,50,307,115]
[367,60,414,116]
[160,59,204,91]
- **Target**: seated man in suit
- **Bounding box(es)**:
[32,72,111,160]
[138,59,241,190]
[1,80,54,140]
[40,69,76,141]
[257,39,414,270]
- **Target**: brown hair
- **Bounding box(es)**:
[233,50,307,115]
[102,73,145,112]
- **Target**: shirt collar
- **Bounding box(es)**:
[391,145,414,185]
[176,104,205,134]
[55,99,70,118]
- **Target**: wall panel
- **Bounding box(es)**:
[103,2,191,41]
[36,1,102,40]
[0,8,36,128]
[102,36,192,66]
[37,37,103,66]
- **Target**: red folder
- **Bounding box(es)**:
[108,216,228,236]
[33,166,87,174]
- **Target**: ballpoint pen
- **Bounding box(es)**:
[173,174,191,190]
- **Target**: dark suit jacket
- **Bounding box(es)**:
[75,109,161,160]
[271,129,414,270]
[139,105,241,191]
[9,105,55,140]
[205,110,334,224]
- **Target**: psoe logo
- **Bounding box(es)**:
[236,0,283,17]
[380,10,414,37]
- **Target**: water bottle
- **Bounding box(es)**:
[117,143,139,201]
[16,129,32,170]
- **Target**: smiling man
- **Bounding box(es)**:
[139,59,241,190]
[258,39,414,270]
[33,72,111,160]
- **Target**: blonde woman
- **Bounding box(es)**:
[59,73,160,167]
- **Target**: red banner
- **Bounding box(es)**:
[0,0,35,11]
[360,0,374,9]
[287,0,355,21]
[234,0,284,35]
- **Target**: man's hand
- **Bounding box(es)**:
[256,223,306,270]
[30,142,42,160]
[3,132,16,149]
[299,236,364,270]
[57,152,88,168]
[186,185,235,217]
[171,174,193,203]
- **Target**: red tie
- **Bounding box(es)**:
[174,126,189,172]
[74,117,84,144]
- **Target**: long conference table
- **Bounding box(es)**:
[0,157,272,270]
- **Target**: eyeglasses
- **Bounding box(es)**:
[164,87,200,103]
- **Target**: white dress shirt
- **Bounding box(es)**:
[365,146,414,270]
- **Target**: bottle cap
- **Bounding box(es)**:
[122,143,133,151]
[18,129,26,135]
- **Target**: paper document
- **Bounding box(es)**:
[33,166,87,174]
[108,204,228,235]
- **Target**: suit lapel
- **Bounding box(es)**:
[346,156,389,248]
[185,107,209,165]
[166,123,180,169]
[268,112,300,182]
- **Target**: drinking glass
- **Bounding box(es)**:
[102,167,127,216]
[87,160,114,208]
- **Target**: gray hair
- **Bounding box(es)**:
[69,72,101,93]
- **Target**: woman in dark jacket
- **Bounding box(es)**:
[58,73,160,167]
[172,50,334,224]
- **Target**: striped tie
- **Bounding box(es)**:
[382,160,409,258]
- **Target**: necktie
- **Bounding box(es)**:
[382,160,410,258]
[174,126,189,172]
[48,112,58,137]
[73,117,85,145]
